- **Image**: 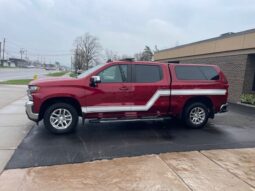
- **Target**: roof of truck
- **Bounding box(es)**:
[109,61,217,67]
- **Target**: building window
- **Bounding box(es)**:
[252,72,255,91]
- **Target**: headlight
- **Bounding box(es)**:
[28,85,40,93]
[27,85,39,101]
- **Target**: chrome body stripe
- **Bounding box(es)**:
[82,89,170,113]
[171,89,226,95]
[82,89,226,113]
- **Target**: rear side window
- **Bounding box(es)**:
[175,66,219,80]
[133,64,162,83]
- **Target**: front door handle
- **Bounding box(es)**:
[119,86,129,91]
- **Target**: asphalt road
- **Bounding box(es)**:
[0,68,50,81]
[6,103,255,169]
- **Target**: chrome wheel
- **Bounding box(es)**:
[189,107,206,125]
[50,108,72,130]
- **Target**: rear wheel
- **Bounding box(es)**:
[183,102,209,129]
[44,103,78,134]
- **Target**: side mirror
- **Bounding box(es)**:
[90,76,101,87]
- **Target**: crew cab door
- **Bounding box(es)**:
[84,63,132,118]
[131,64,171,117]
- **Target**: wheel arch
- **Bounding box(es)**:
[39,97,82,121]
[182,96,214,119]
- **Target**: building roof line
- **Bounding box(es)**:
[157,28,255,53]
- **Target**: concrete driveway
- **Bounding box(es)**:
[0,85,33,172]
[1,148,254,191]
[6,103,255,169]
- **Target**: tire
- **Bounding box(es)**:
[183,102,209,129]
[43,103,78,134]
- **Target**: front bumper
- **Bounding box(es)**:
[25,101,39,122]
[220,103,228,113]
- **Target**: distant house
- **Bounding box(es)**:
[9,58,29,68]
[0,59,9,67]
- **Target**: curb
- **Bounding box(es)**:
[236,102,255,108]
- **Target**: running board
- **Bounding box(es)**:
[88,117,171,123]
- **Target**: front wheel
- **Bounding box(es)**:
[44,103,78,134]
[183,102,209,129]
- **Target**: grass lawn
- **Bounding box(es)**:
[69,72,78,78]
[0,79,33,85]
[46,71,68,77]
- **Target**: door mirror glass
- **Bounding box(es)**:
[90,76,101,87]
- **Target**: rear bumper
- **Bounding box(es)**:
[25,101,39,122]
[219,103,228,113]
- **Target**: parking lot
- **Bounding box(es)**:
[6,103,255,169]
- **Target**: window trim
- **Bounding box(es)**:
[132,64,163,83]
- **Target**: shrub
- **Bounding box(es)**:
[241,94,255,105]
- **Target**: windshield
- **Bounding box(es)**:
[77,64,105,79]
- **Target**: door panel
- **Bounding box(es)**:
[131,64,171,117]
[84,64,133,118]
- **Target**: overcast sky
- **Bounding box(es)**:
[0,0,255,66]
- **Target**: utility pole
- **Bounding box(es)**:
[20,48,25,59]
[25,50,28,60]
[71,56,73,71]
[0,42,2,59]
[3,38,5,60]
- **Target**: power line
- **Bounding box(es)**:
[6,39,73,54]
[3,38,74,66]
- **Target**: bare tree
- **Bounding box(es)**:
[134,46,153,61]
[134,52,143,61]
[105,49,120,62]
[73,33,102,71]
[104,49,133,62]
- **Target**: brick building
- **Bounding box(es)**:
[154,29,255,102]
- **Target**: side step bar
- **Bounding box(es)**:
[88,117,171,123]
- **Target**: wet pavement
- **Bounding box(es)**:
[6,103,255,169]
[0,148,254,191]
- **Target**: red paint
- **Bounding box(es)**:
[29,61,228,120]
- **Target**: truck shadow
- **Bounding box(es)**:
[7,117,249,169]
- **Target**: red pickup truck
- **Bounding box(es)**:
[26,61,228,134]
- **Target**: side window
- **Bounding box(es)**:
[98,65,127,83]
[200,66,219,80]
[175,66,219,80]
[134,64,162,83]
